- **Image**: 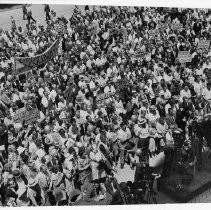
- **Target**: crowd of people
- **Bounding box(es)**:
[0,4,211,206]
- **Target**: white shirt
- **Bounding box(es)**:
[41,96,49,108]
[57,101,66,111]
[117,128,131,142]
[180,89,192,100]
[148,111,160,124]
[38,88,44,97]
[49,89,57,102]
[202,88,211,101]
[193,81,202,95]
[134,124,149,138]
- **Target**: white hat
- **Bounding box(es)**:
[159,90,165,96]
[75,142,82,148]
[64,153,73,160]
[36,149,45,158]
[14,123,22,130]
[0,145,5,151]
[28,178,36,186]
[17,146,25,155]
[140,107,147,111]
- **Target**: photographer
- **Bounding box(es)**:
[133,157,160,204]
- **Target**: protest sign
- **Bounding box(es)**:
[178,51,192,63]
[13,108,40,125]
[96,92,115,105]
[157,23,168,31]
[164,40,173,48]
[171,23,183,31]
[198,40,210,49]
[148,29,159,38]
[116,79,130,89]
[54,20,67,34]
[131,51,148,59]
[15,39,60,74]
[155,37,163,45]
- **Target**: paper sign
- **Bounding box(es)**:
[178,51,192,63]
[198,40,210,49]
[171,23,183,31]
[13,108,40,125]
[96,92,114,105]
[148,29,159,38]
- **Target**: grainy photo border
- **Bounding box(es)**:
[1,1,211,210]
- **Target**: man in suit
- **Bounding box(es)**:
[165,108,177,128]
[104,174,124,205]
[176,103,187,133]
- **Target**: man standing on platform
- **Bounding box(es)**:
[22,4,27,20]
[44,5,51,21]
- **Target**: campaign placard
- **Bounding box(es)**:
[198,40,210,49]
[13,108,40,125]
[178,51,192,63]
[171,23,183,31]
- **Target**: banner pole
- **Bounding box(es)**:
[14,55,17,78]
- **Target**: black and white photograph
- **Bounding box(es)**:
[1,0,211,207]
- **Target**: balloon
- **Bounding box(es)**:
[139,83,145,90]
[131,115,138,122]
[87,124,94,132]
[68,103,73,109]
[44,125,51,134]
[130,159,136,165]
[135,148,142,156]
[149,152,165,168]
[147,70,151,75]
[38,78,43,84]
[63,65,68,71]
[105,99,111,106]
[7,75,13,81]
[128,120,133,125]
[23,93,29,100]
[5,81,11,87]
[44,71,50,78]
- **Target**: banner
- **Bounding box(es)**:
[15,61,31,75]
[178,51,192,63]
[198,40,210,49]
[13,108,40,125]
[15,39,60,74]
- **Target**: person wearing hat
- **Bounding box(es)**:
[148,105,160,125]
[156,118,168,137]
[106,125,119,167]
[12,170,29,206]
[175,103,188,133]
[27,175,44,206]
[48,165,68,206]
[117,123,132,169]
[134,118,150,157]
[89,144,102,181]
[0,166,6,206]
[5,177,18,207]
[156,97,166,118]
[180,85,192,101]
